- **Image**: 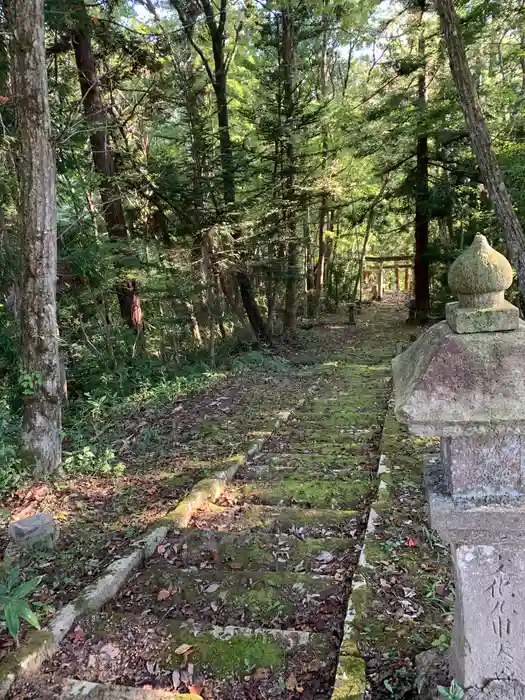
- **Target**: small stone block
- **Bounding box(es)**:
[446,300,519,334]
[7,513,58,549]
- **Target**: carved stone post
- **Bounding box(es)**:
[393,235,525,699]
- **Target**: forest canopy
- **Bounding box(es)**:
[1,0,524,483]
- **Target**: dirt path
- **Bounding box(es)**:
[9,296,411,700]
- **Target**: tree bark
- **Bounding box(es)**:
[281,6,298,335]
[435,0,525,304]
[174,0,269,340]
[8,0,62,477]
[414,26,430,322]
[314,13,330,316]
[71,6,143,332]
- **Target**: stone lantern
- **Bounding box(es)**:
[393,234,525,700]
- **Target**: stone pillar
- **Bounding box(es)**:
[393,234,525,699]
[395,265,400,291]
[404,266,409,291]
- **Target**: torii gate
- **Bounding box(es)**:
[364,255,414,301]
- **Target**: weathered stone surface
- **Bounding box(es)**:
[448,234,513,305]
[60,680,200,699]
[425,457,525,544]
[392,321,525,436]
[446,300,519,334]
[414,649,450,700]
[464,680,525,700]
[450,544,525,689]
[440,434,525,500]
[7,513,58,551]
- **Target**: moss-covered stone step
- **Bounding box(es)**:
[295,411,383,429]
[248,452,375,475]
[240,474,373,509]
[250,452,376,478]
[192,502,361,537]
[158,620,334,679]
[116,567,345,631]
[266,441,380,460]
[61,681,200,699]
[72,612,336,682]
[158,529,356,574]
[271,426,379,447]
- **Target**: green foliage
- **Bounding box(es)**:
[0,405,30,497]
[1,0,525,497]
[62,446,125,476]
[437,681,464,700]
[18,372,42,397]
[0,567,42,641]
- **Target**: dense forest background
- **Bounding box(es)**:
[1,0,525,488]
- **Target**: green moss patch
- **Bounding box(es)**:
[332,654,366,700]
[242,476,372,509]
[161,628,286,679]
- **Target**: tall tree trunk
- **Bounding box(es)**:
[213,52,268,340]
[281,6,298,335]
[314,13,330,316]
[201,0,268,340]
[414,20,430,322]
[435,0,525,305]
[171,0,268,339]
[8,0,61,477]
[72,7,143,332]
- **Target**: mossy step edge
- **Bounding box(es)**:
[331,408,393,699]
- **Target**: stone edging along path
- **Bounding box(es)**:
[0,383,321,700]
[331,398,393,700]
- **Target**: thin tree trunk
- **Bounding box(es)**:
[72,5,143,332]
[414,24,430,322]
[281,6,298,335]
[8,0,62,477]
[314,14,330,315]
[435,0,525,304]
[352,180,388,302]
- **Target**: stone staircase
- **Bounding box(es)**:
[16,302,409,700]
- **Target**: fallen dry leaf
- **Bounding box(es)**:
[157,544,166,555]
[316,550,334,564]
[189,682,204,695]
[70,625,85,644]
[252,668,270,680]
[99,643,120,661]
[229,562,243,570]
[157,588,171,601]
[285,672,303,692]
[174,643,194,656]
